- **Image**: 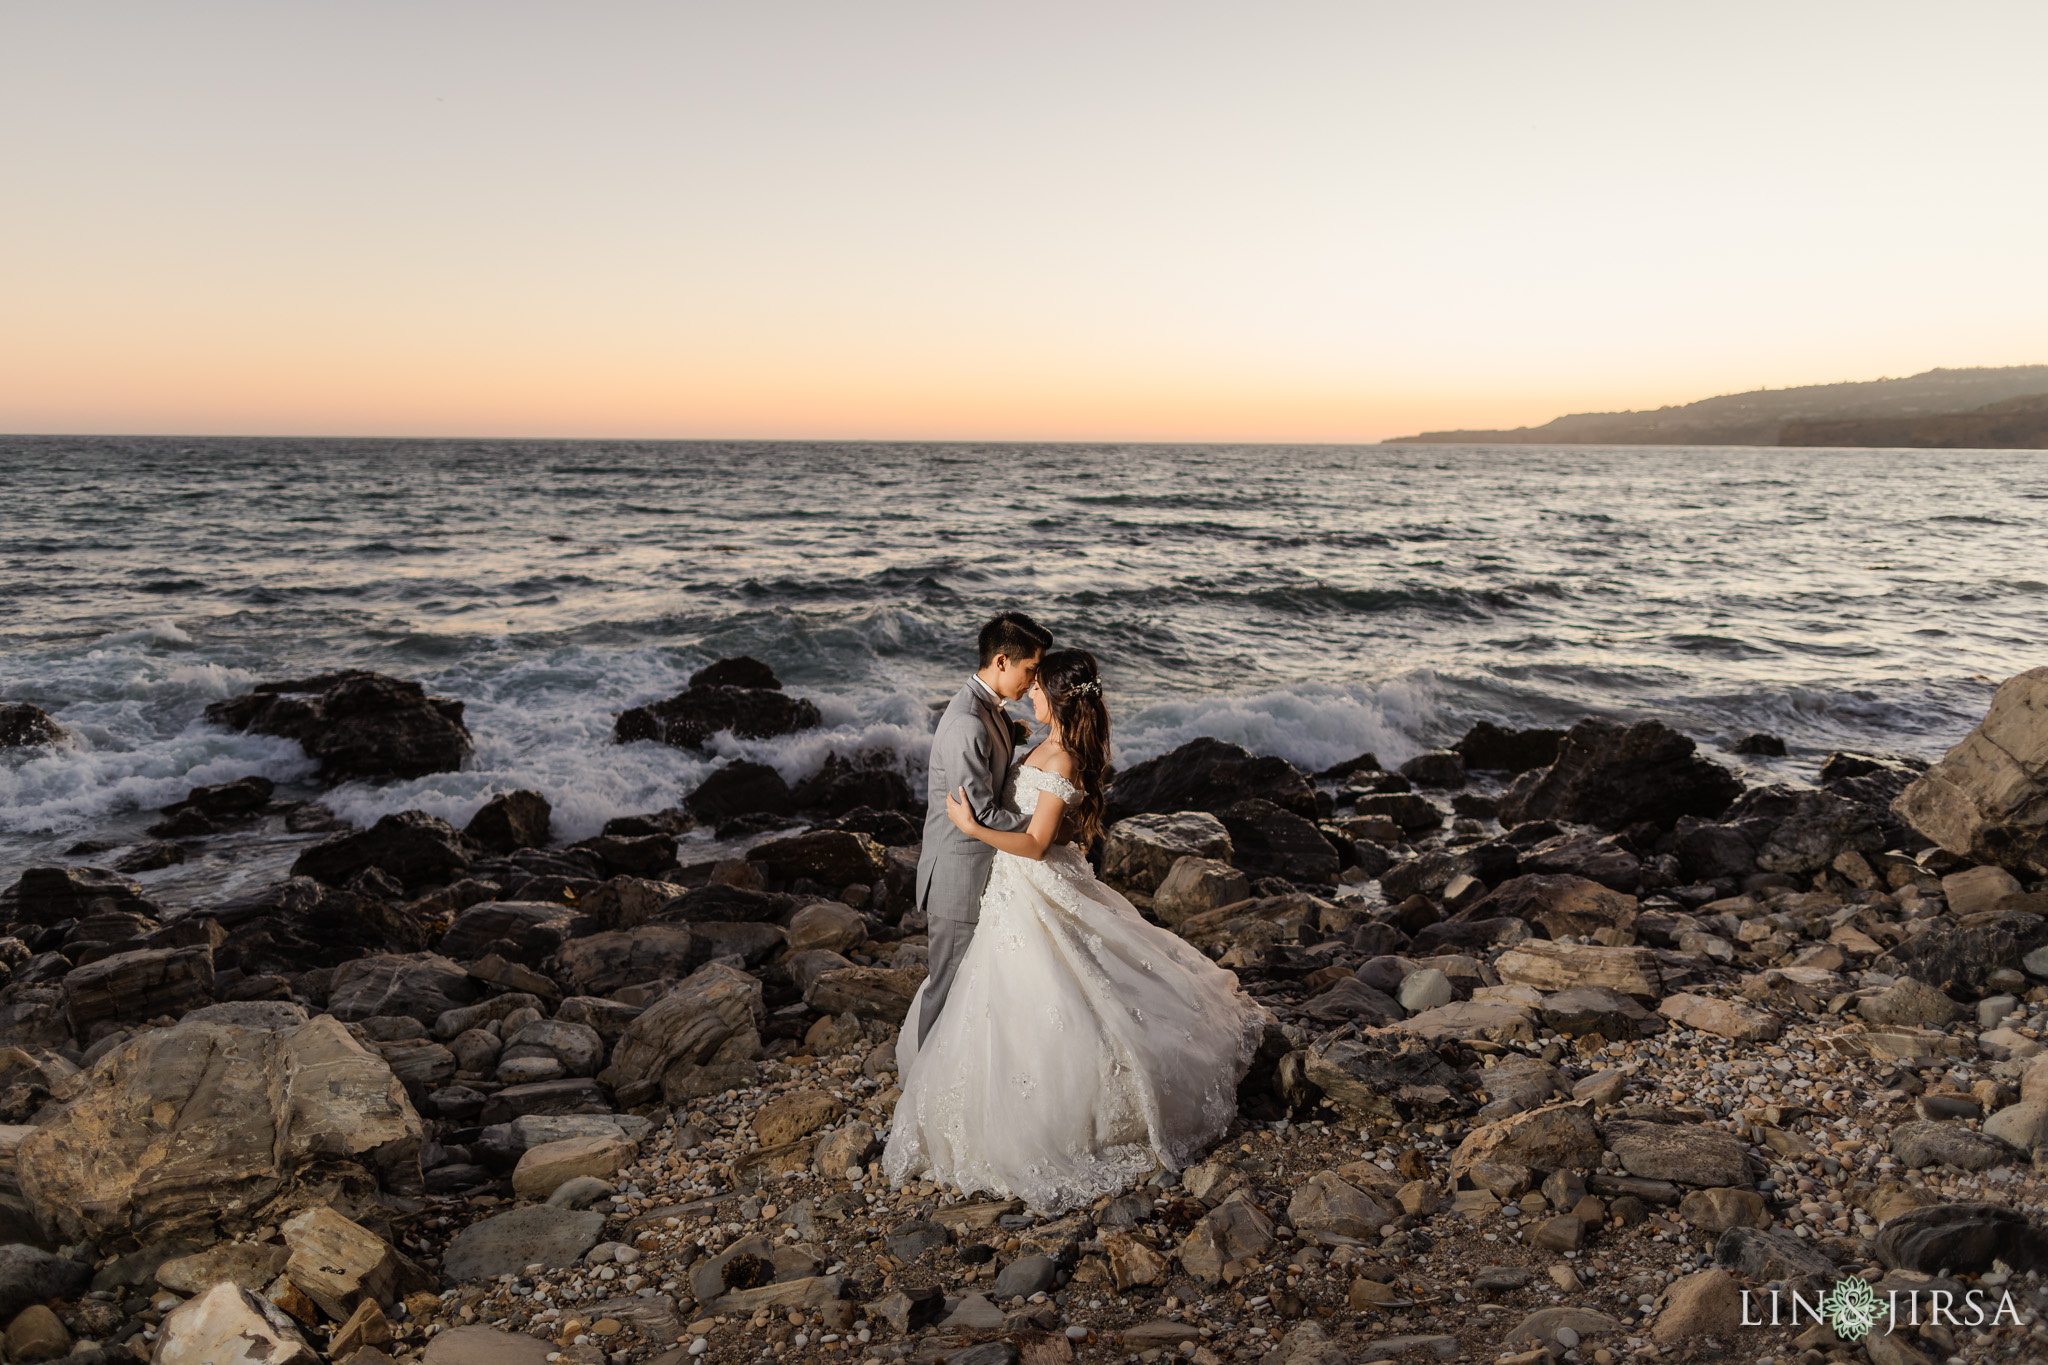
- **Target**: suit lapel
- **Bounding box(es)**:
[973,685,1012,781]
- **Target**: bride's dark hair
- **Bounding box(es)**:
[1038,648,1109,845]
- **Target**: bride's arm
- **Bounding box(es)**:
[945,784,1066,860]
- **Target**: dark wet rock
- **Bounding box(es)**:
[437,901,581,964]
[292,811,478,890]
[1712,1226,1838,1293]
[557,925,696,997]
[685,761,796,823]
[1218,799,1340,885]
[1464,874,1635,941]
[1517,833,1642,893]
[1872,1201,2048,1274]
[745,830,886,889]
[441,1205,606,1281]
[1299,978,1403,1026]
[1731,733,1787,757]
[1398,751,1467,789]
[0,1245,90,1318]
[1105,738,1317,823]
[479,1077,614,1125]
[1888,1120,2018,1171]
[795,753,916,815]
[1875,904,2048,999]
[1378,850,1458,903]
[326,953,481,1025]
[813,806,921,847]
[203,877,433,974]
[1894,668,2048,874]
[1350,792,1444,834]
[112,840,186,873]
[1723,786,1883,874]
[1672,819,1758,881]
[613,675,821,751]
[1409,918,1529,954]
[1302,1030,1463,1123]
[1499,717,1742,831]
[205,669,473,779]
[1453,721,1565,774]
[0,703,66,749]
[463,790,552,855]
[0,868,159,928]
[656,884,801,925]
[159,775,275,823]
[572,832,678,880]
[691,656,784,691]
[63,944,216,1042]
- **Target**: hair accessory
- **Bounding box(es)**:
[1066,679,1102,698]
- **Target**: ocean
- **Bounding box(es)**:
[3,436,2042,883]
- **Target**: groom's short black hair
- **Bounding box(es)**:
[978,611,1052,666]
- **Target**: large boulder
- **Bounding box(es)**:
[1875,904,2048,1000]
[204,669,473,780]
[613,662,821,751]
[556,926,696,997]
[1105,738,1316,823]
[684,761,796,822]
[437,901,580,963]
[805,965,926,1024]
[1464,874,1636,941]
[152,1283,319,1365]
[599,963,765,1107]
[1152,857,1251,926]
[463,790,552,855]
[16,1015,422,1250]
[326,953,481,1025]
[291,810,478,890]
[1499,717,1742,831]
[62,944,215,1042]
[745,830,886,888]
[1893,668,2048,874]
[1726,786,1883,875]
[794,753,916,815]
[0,867,158,927]
[0,703,66,749]
[1101,812,1234,893]
[1453,721,1565,774]
[1218,799,1340,884]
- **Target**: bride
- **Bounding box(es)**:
[882,648,1268,1213]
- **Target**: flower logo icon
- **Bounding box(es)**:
[1820,1277,1882,1342]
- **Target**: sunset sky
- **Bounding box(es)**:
[5,2,2044,442]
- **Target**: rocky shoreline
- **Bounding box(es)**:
[0,660,2044,1365]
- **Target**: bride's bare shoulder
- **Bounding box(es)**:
[1028,744,1079,781]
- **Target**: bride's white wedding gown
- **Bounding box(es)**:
[883,764,1268,1212]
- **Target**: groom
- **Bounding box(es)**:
[915,610,1053,1044]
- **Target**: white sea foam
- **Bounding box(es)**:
[1113,673,1446,774]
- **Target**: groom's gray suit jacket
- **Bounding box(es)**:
[916,679,1032,925]
[915,679,1031,1044]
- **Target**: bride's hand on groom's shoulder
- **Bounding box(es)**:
[945,786,980,834]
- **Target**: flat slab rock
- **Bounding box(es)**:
[440,1205,607,1282]
[422,1325,558,1363]
[1599,1119,1751,1188]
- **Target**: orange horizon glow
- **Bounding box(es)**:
[6,3,2046,445]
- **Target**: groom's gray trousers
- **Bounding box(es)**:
[915,681,1031,1044]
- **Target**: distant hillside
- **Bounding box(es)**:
[1781,393,2048,449]
[1386,365,2048,447]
